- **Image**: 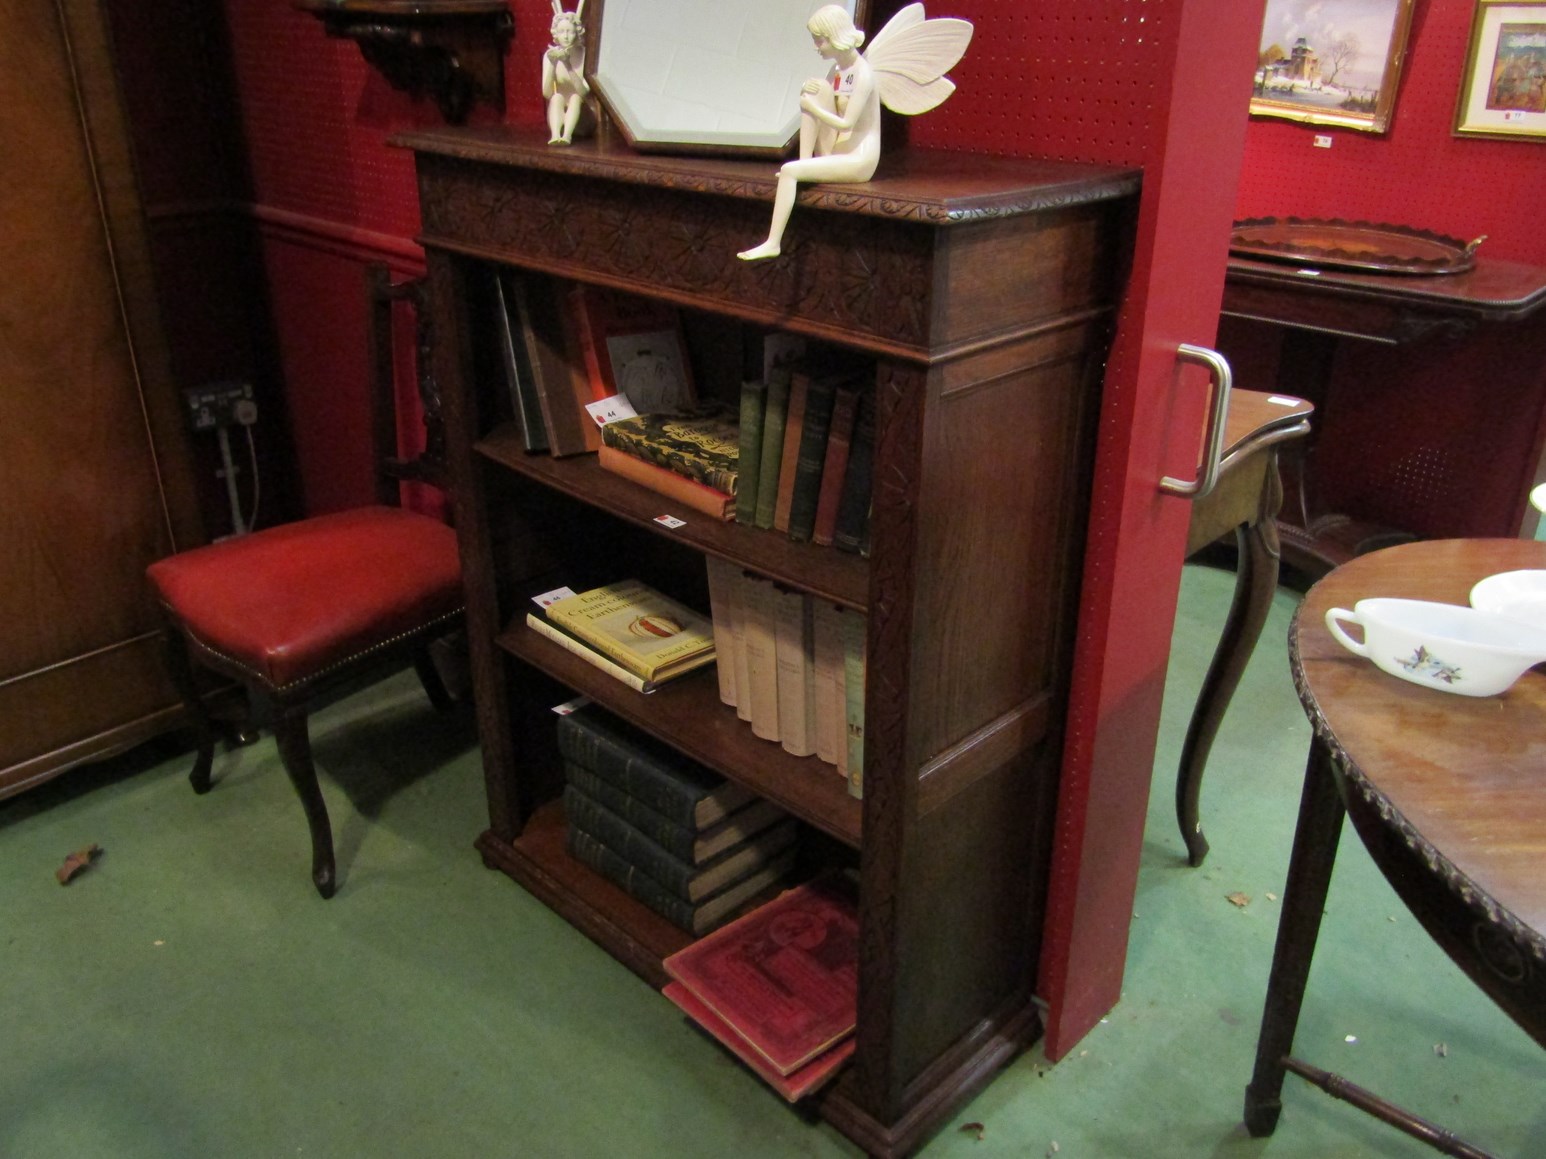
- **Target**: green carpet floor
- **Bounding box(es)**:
[3,563,1541,1157]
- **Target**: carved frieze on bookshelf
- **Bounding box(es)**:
[413,158,937,356]
[296,1,512,124]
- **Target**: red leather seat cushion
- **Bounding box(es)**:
[147,506,462,691]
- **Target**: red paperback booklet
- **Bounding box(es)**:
[662,875,858,1076]
[663,981,855,1102]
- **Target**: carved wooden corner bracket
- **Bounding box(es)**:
[296,1,513,124]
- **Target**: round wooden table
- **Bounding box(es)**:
[1245,538,1546,1158]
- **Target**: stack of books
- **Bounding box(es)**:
[527,579,717,694]
[597,404,741,521]
[557,706,800,935]
[662,875,859,1102]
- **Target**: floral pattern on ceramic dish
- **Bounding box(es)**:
[1396,646,1462,685]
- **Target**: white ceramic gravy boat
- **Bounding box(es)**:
[1325,597,1546,697]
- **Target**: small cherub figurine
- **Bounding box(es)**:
[543,0,590,145]
[738,3,972,261]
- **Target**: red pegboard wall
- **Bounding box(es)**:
[909,0,1180,170]
[1235,0,1546,265]
[224,2,427,242]
[224,1,1542,262]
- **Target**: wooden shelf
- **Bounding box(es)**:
[295,0,512,124]
[497,622,863,847]
[477,423,870,612]
[476,801,691,986]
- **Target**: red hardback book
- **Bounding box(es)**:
[662,876,859,1076]
[663,981,855,1102]
[810,385,858,547]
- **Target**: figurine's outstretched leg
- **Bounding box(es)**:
[738,171,799,262]
[560,97,583,143]
[738,91,839,261]
[548,96,567,144]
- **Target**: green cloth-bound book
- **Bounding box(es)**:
[735,379,768,524]
[754,366,792,529]
[599,404,740,495]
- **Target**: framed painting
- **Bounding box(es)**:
[1250,0,1417,133]
[1454,1,1546,140]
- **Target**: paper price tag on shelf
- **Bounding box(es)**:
[585,393,637,428]
[550,696,592,715]
[532,586,577,608]
[653,514,687,529]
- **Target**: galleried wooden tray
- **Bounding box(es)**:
[1229,217,1484,276]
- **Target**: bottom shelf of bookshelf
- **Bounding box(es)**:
[476,799,804,988]
[476,801,692,985]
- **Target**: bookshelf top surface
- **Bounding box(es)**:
[393,125,1141,225]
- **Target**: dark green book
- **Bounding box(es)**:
[832,390,875,556]
[734,378,768,524]
[564,784,798,901]
[565,826,797,935]
[753,365,792,529]
[786,373,841,542]
[563,762,788,864]
[598,403,739,494]
[555,708,754,828]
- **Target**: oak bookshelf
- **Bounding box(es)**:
[397,124,1138,1157]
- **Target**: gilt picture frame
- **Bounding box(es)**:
[1453,0,1546,141]
[1249,0,1417,133]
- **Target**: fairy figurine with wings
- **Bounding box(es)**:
[737,3,972,261]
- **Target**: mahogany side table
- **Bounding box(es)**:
[1245,538,1546,1157]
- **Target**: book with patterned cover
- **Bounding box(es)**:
[598,404,739,495]
[663,876,859,1076]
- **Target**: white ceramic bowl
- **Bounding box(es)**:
[1325,597,1546,697]
[1469,569,1546,631]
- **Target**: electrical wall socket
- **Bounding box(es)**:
[184,381,255,431]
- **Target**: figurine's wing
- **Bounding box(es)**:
[864,3,973,116]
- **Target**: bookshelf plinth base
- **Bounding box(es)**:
[817,994,1044,1158]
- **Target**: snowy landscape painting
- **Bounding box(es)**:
[1250,0,1416,132]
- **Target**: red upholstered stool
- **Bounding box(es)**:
[147,267,463,897]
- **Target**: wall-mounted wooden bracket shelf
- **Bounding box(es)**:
[296,1,513,124]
